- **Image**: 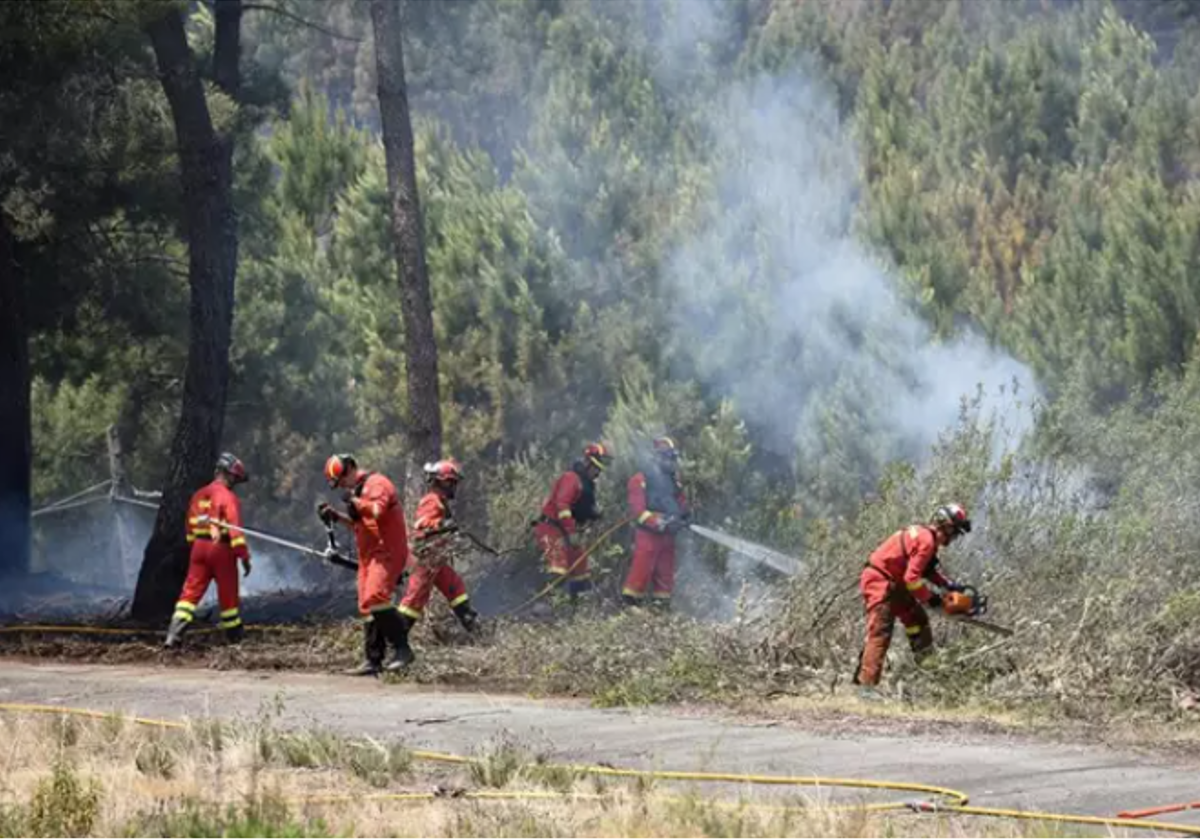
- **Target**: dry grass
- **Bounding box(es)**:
[0,707,1113,838]
[5,601,1200,760]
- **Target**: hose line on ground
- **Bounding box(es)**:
[0,624,310,636]
[0,703,1197,836]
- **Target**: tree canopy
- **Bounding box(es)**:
[12,0,1200,582]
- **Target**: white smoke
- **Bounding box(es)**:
[28,499,317,604]
[656,18,1037,479]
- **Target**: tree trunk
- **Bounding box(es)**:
[369,0,443,503]
[0,214,31,580]
[131,2,242,623]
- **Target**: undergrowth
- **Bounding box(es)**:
[8,393,1200,734]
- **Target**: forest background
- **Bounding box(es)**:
[9,0,1200,715]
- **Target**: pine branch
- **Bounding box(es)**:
[241,2,364,43]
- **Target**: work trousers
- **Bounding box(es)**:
[399,563,468,620]
[622,529,675,602]
[173,540,241,630]
[358,553,405,616]
[854,566,933,686]
[534,522,590,581]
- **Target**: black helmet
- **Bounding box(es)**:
[216,452,248,485]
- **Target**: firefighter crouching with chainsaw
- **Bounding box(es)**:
[319,454,413,675]
[397,459,481,649]
[533,442,613,601]
[622,436,690,609]
[165,453,252,648]
[854,503,984,695]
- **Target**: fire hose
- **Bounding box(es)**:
[190,513,359,571]
[0,702,1197,836]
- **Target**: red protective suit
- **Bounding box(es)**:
[399,490,469,620]
[534,464,600,585]
[347,472,410,617]
[621,468,688,603]
[855,524,954,686]
[173,480,250,631]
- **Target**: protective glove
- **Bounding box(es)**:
[317,502,337,525]
[664,516,687,534]
[926,592,943,610]
[342,493,361,522]
[241,558,252,578]
[944,581,967,593]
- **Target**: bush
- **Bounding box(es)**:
[28,762,102,838]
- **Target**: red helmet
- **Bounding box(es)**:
[216,452,248,485]
[584,442,612,471]
[324,453,356,489]
[424,458,463,485]
[932,503,972,535]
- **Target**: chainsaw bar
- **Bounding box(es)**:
[949,615,1014,637]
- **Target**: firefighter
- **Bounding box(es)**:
[164,453,252,648]
[854,503,979,693]
[622,436,690,609]
[397,458,480,651]
[319,453,413,675]
[533,442,612,601]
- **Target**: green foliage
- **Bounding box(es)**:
[125,794,328,838]
[469,736,527,788]
[21,0,1200,716]
[30,377,123,502]
[28,762,102,838]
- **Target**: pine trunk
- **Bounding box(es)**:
[0,214,31,580]
[369,0,443,504]
[131,2,242,623]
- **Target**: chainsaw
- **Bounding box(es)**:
[945,585,1013,636]
[948,614,1014,637]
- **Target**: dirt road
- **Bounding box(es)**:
[0,660,1197,822]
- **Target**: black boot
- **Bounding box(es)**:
[344,619,385,676]
[163,616,190,649]
[376,610,415,672]
[566,580,591,607]
[223,624,246,645]
[452,600,480,633]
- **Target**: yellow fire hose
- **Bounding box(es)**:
[0,702,1197,835]
[0,624,308,636]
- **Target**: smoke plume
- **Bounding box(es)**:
[655,10,1037,488]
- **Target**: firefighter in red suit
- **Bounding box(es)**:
[164,453,252,648]
[320,453,413,675]
[397,459,480,655]
[622,436,689,609]
[854,503,979,690]
[534,442,612,600]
